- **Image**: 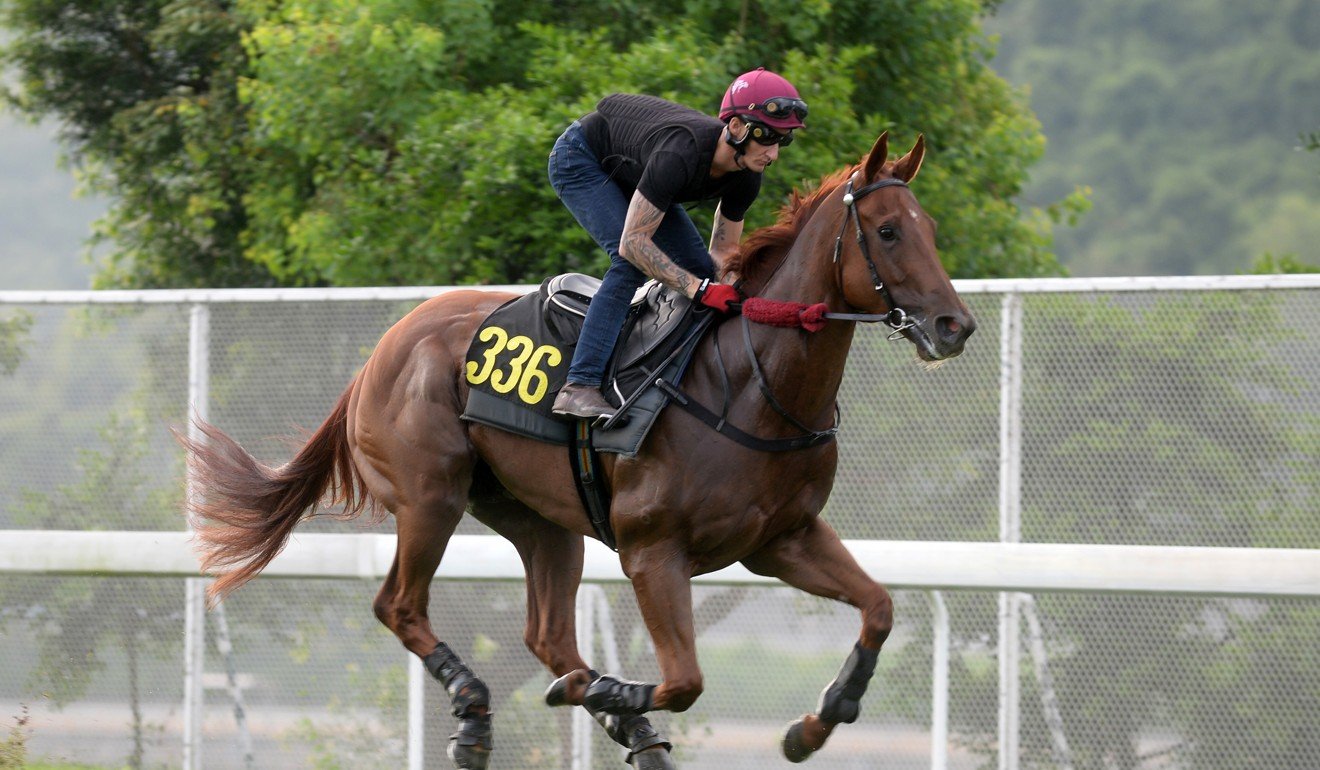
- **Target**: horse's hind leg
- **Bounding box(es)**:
[364,435,494,769]
[468,482,673,769]
[741,516,893,763]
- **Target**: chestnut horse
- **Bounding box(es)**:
[183,132,975,769]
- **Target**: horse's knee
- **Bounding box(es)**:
[373,590,428,646]
[524,619,579,674]
[659,674,703,712]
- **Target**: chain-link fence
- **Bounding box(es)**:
[2,278,1317,769]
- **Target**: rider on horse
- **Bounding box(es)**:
[548,68,809,420]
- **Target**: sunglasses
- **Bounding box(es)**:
[748,96,809,121]
[742,118,795,147]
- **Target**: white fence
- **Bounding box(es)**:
[4,531,1318,770]
[2,275,1319,770]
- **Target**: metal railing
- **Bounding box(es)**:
[4,273,1319,769]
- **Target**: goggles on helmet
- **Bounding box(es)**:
[741,117,795,147]
[747,96,809,122]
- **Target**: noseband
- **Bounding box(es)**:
[828,176,918,337]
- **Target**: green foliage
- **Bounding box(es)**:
[0,312,33,376]
[283,664,407,770]
[13,413,180,532]
[987,0,1320,275]
[874,289,1320,766]
[4,0,1066,287]
[0,707,28,770]
[0,0,273,288]
[1171,602,1320,768]
[0,412,181,768]
[236,0,1063,283]
[1253,252,1320,274]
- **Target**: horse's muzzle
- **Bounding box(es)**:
[917,311,976,360]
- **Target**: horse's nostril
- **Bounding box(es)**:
[936,314,976,343]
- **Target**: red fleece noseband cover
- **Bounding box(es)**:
[741,297,829,332]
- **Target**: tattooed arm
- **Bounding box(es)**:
[619,191,708,298]
[708,202,745,284]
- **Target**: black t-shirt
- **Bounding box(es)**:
[579,94,761,221]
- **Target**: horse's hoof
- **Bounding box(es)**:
[782,717,816,763]
[629,745,676,770]
[447,741,491,770]
[545,669,593,707]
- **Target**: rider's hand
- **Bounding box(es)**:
[692,279,741,314]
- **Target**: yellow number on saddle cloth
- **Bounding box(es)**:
[465,325,563,405]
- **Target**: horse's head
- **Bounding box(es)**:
[832,132,975,360]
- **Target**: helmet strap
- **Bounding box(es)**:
[724,120,752,161]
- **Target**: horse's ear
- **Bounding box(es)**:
[891,134,926,183]
[863,131,890,181]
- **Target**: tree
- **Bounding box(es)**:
[986,0,1320,276]
[0,0,272,288]
[0,313,32,376]
[3,0,1073,288]
[875,288,1320,767]
[0,412,182,769]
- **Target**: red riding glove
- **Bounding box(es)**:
[692,279,741,314]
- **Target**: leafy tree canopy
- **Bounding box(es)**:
[987,0,1320,275]
[2,0,1072,288]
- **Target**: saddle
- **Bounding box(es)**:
[460,273,711,456]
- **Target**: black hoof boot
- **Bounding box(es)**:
[782,717,816,763]
[583,674,656,716]
[447,714,492,770]
[593,711,673,767]
[586,693,673,767]
[630,744,676,769]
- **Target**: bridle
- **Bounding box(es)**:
[826,174,919,339]
[651,173,925,451]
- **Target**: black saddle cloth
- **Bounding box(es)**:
[460,274,708,456]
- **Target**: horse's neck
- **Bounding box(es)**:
[730,214,855,428]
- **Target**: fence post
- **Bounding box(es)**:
[572,586,597,770]
[184,303,210,770]
[997,293,1024,770]
[930,591,950,770]
[409,654,425,770]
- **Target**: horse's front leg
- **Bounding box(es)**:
[545,542,702,725]
[470,486,674,769]
[741,516,893,763]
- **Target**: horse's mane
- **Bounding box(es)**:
[724,163,862,286]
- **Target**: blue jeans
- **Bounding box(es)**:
[548,122,715,386]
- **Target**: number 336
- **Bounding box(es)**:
[465,326,563,405]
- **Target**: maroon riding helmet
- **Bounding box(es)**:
[719,68,808,131]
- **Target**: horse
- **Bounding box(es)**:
[181,131,975,769]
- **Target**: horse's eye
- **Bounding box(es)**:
[878,225,898,242]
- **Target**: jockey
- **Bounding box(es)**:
[548,68,808,420]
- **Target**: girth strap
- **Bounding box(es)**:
[568,420,615,550]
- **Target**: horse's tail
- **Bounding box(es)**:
[179,377,374,602]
